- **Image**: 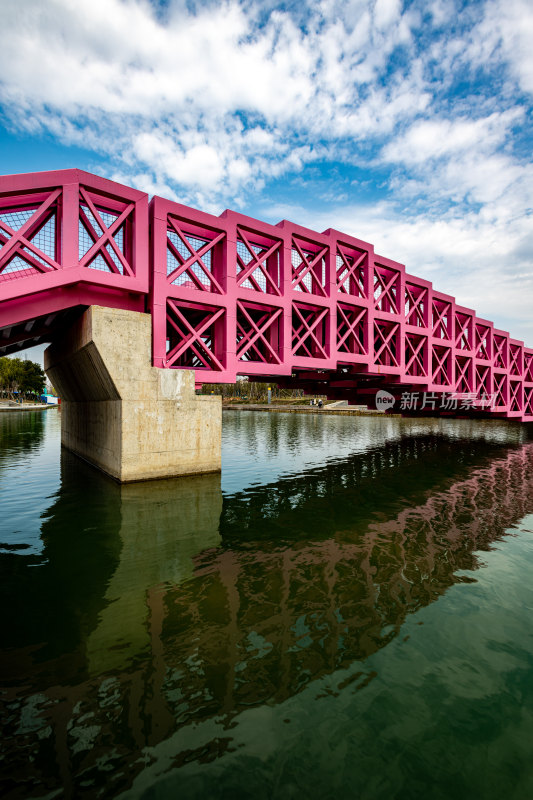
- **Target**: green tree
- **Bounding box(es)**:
[0,356,45,400]
[20,360,46,397]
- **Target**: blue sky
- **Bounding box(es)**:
[1,0,532,354]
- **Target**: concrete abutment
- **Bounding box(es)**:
[44,306,221,482]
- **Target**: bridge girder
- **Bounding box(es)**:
[0,169,531,422]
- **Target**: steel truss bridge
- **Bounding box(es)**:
[0,169,532,422]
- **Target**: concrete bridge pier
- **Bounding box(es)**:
[44,306,221,482]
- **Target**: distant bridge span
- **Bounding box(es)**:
[1,168,532,424]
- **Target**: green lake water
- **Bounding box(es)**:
[2,408,533,799]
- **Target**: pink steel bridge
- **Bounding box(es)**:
[1,168,532,422]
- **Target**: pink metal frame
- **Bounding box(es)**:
[1,170,532,422]
[0,169,148,333]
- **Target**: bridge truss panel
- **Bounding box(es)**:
[0,170,149,305]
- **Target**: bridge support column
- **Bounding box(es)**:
[44,306,221,482]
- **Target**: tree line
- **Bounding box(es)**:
[0,357,46,400]
[198,379,305,403]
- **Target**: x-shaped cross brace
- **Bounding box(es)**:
[0,190,61,274]
[455,358,472,392]
[79,188,134,277]
[525,355,533,383]
[166,219,224,293]
[432,302,450,339]
[405,284,426,327]
[337,305,366,353]
[374,267,398,312]
[336,246,366,297]
[432,347,450,384]
[524,387,533,416]
[166,300,224,370]
[236,228,281,296]
[493,337,506,369]
[455,315,471,350]
[292,305,328,358]
[493,373,507,406]
[475,365,490,398]
[509,381,521,410]
[509,346,521,376]
[236,303,282,363]
[374,322,399,365]
[291,240,328,296]
[475,325,490,360]
[405,336,426,376]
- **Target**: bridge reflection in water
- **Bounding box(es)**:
[1,419,533,797]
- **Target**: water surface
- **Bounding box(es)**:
[2,409,533,799]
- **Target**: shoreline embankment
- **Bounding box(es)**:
[222,403,399,417]
[0,403,57,412]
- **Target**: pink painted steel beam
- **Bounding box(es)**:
[0,169,532,423]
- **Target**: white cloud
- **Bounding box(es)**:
[374,0,401,30]
[380,108,532,217]
[472,0,533,95]
[382,111,522,166]
[0,0,428,199]
[133,133,224,188]
[261,197,533,343]
[0,0,531,343]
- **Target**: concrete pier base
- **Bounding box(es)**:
[44,306,221,482]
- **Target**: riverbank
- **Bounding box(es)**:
[223,402,400,417]
[0,402,57,412]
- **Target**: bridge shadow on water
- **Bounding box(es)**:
[2,416,533,797]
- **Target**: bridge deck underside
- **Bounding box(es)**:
[0,169,531,421]
[0,307,85,356]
